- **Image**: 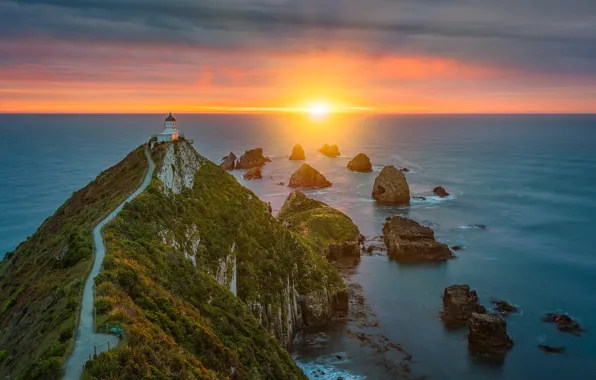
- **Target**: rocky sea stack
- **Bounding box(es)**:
[243,167,262,180]
[318,144,341,157]
[235,148,271,169]
[468,313,514,354]
[433,186,450,197]
[289,164,332,189]
[347,153,373,173]
[220,152,236,170]
[289,144,306,160]
[441,285,487,326]
[372,165,410,205]
[382,216,455,262]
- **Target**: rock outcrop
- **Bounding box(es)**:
[235,148,271,169]
[382,216,455,262]
[372,165,410,205]
[542,313,584,335]
[433,186,450,197]
[538,345,565,354]
[289,144,306,160]
[289,164,332,189]
[347,153,373,173]
[220,152,236,170]
[468,313,514,354]
[243,167,262,180]
[318,144,341,157]
[492,300,518,315]
[441,285,487,326]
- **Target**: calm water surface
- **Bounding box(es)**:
[1,114,596,379]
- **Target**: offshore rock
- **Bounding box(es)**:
[220,152,236,170]
[468,312,514,354]
[318,144,341,157]
[383,216,454,262]
[492,299,518,315]
[289,164,332,189]
[538,345,565,354]
[235,148,271,169]
[441,285,487,327]
[542,313,584,335]
[372,165,410,205]
[243,167,262,180]
[433,186,450,197]
[289,144,306,160]
[347,153,373,173]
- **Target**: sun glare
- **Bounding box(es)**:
[307,102,331,119]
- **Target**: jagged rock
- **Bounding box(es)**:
[441,285,487,326]
[289,144,306,160]
[383,216,454,262]
[451,245,464,251]
[492,300,518,315]
[347,153,372,173]
[220,152,236,170]
[318,144,341,157]
[235,148,271,169]
[400,168,410,173]
[326,241,360,265]
[372,166,410,205]
[468,312,514,354]
[542,313,583,335]
[243,167,262,180]
[358,234,366,245]
[538,345,565,354]
[289,164,332,189]
[433,186,450,197]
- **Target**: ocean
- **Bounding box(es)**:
[1,114,596,379]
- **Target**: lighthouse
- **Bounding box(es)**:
[157,113,180,142]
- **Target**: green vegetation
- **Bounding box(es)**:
[0,146,148,379]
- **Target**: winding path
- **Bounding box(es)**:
[63,145,155,380]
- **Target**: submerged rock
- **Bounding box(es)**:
[383,216,454,262]
[220,152,236,170]
[243,167,262,180]
[451,245,465,251]
[235,148,271,169]
[468,312,514,354]
[400,168,410,173]
[289,144,306,160]
[372,165,411,205]
[347,153,373,173]
[441,285,486,326]
[542,313,584,335]
[538,345,566,354]
[433,186,450,197]
[289,164,332,189]
[318,144,341,157]
[492,300,518,315]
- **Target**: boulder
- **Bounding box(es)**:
[318,144,341,157]
[289,164,332,189]
[433,186,450,197]
[492,300,518,315]
[441,285,487,326]
[347,153,373,173]
[243,167,262,180]
[542,313,583,335]
[400,168,410,173]
[289,144,306,160]
[383,216,455,262]
[451,245,465,251]
[235,148,271,169]
[220,152,236,170]
[468,312,514,354]
[372,166,410,205]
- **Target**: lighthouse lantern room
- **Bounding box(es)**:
[157,113,180,142]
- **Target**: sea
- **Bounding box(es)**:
[1,114,596,379]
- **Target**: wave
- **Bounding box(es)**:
[411,194,456,205]
[295,360,364,380]
[458,224,487,230]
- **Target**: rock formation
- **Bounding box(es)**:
[220,152,236,170]
[235,148,271,169]
[542,313,584,335]
[347,153,373,173]
[289,144,306,160]
[468,312,514,354]
[372,165,410,205]
[492,300,518,315]
[433,186,450,197]
[318,144,341,157]
[400,168,410,173]
[383,216,455,262]
[243,167,262,180]
[538,345,565,354]
[451,245,464,251]
[441,285,487,326]
[288,164,332,189]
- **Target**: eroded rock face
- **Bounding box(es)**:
[289,144,306,160]
[383,216,455,262]
[441,285,487,326]
[243,167,262,180]
[235,148,271,169]
[433,186,450,197]
[300,288,349,328]
[318,144,341,157]
[372,166,410,205]
[289,164,332,188]
[468,312,514,354]
[326,241,360,266]
[220,152,236,170]
[347,153,373,173]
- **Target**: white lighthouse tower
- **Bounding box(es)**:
[157,113,180,142]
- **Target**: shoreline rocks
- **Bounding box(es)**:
[243,167,262,180]
[220,152,237,170]
[289,144,306,160]
[468,312,514,354]
[372,166,410,205]
[318,144,341,157]
[289,164,332,189]
[235,148,271,169]
[383,216,454,262]
[433,186,450,197]
[347,153,373,173]
[441,285,487,327]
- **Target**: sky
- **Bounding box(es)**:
[2,0,596,113]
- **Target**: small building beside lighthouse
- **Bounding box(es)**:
[157,113,180,142]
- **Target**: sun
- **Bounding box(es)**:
[307,102,331,119]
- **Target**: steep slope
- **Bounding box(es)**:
[0,146,148,379]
